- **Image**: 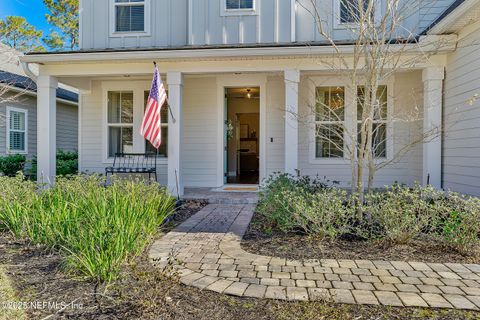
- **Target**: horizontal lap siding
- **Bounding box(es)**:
[443,28,480,196]
[297,71,423,188]
[266,76,285,176]
[182,77,218,187]
[57,102,78,152]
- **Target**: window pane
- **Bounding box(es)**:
[357,86,387,121]
[340,0,370,23]
[373,123,387,158]
[121,92,134,123]
[357,123,387,158]
[108,127,133,157]
[315,87,345,122]
[116,5,144,32]
[144,91,168,123]
[146,129,168,157]
[226,0,253,9]
[108,91,133,124]
[9,132,25,151]
[9,111,25,131]
[315,124,344,158]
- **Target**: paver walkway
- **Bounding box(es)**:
[150,204,480,310]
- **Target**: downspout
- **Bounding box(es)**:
[21,61,38,81]
[441,68,446,190]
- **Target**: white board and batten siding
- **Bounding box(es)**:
[443,26,480,196]
[79,0,454,50]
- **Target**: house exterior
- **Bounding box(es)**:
[0,46,78,167]
[19,0,480,196]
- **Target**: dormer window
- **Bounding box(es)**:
[222,0,257,16]
[226,0,254,10]
[115,0,145,32]
[335,0,378,28]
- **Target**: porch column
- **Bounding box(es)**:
[37,75,58,185]
[284,69,300,175]
[167,71,184,197]
[422,67,444,189]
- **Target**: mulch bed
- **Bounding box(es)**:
[0,201,478,319]
[242,212,480,264]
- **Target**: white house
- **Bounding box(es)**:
[19,0,480,196]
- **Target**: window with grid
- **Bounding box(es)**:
[357,85,388,158]
[144,91,168,157]
[114,0,145,32]
[339,0,371,24]
[226,0,254,10]
[315,87,345,158]
[7,109,27,153]
[107,91,134,157]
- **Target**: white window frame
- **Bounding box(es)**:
[221,0,258,16]
[109,0,151,37]
[308,76,394,165]
[333,0,381,29]
[102,81,168,164]
[6,107,28,155]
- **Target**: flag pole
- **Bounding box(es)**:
[153,61,176,124]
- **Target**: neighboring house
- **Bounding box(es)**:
[0,45,78,169]
[19,0,480,196]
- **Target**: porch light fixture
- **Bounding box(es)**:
[246,89,251,99]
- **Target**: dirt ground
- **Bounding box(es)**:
[0,201,478,320]
[242,212,480,264]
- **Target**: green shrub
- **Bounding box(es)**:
[0,174,175,283]
[29,149,78,178]
[0,154,26,176]
[257,174,480,253]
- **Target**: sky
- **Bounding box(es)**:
[0,0,51,36]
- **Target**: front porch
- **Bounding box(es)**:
[22,49,448,197]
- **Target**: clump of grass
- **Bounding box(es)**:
[0,174,175,283]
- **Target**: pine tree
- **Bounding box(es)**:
[0,16,44,53]
[43,0,79,51]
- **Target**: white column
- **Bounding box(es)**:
[167,71,184,197]
[284,69,300,175]
[37,75,58,185]
[422,67,444,189]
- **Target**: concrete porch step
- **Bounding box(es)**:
[182,188,259,205]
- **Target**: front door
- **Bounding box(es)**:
[224,87,260,184]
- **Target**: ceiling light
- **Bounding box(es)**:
[246,89,251,99]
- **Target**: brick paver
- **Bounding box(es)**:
[150,202,480,310]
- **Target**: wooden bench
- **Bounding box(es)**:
[105,153,158,182]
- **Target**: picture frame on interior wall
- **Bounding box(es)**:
[109,0,151,37]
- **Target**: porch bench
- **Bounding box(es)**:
[105,153,158,182]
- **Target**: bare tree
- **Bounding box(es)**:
[295,0,455,200]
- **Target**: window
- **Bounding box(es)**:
[107,91,134,157]
[144,91,168,157]
[114,0,145,32]
[357,85,388,158]
[314,87,345,158]
[6,108,27,154]
[338,0,375,25]
[226,0,254,10]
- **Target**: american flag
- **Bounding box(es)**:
[140,66,167,149]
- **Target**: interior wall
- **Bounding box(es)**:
[226,96,260,176]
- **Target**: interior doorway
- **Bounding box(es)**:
[224,87,260,184]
